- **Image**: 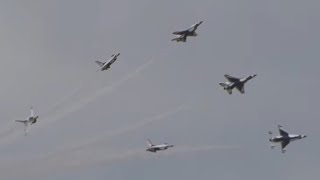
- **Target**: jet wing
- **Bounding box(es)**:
[187,26,197,33]
[15,120,27,123]
[171,35,187,42]
[173,30,187,35]
[279,127,289,137]
[235,84,245,94]
[188,21,203,32]
[281,139,290,150]
[95,61,105,67]
[224,74,240,82]
[107,58,117,66]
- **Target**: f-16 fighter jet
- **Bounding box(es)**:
[146,139,174,153]
[172,21,203,42]
[95,53,120,71]
[269,125,307,153]
[15,107,38,136]
[219,74,257,94]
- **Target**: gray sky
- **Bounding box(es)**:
[0,0,319,179]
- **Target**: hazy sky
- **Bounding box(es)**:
[0,0,319,179]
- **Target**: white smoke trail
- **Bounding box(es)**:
[0,45,176,145]
[0,144,238,179]
[0,122,15,139]
[0,58,157,145]
[35,103,190,162]
[65,145,239,171]
[40,45,175,127]
[40,58,155,128]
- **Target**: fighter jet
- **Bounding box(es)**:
[95,53,120,71]
[146,139,174,153]
[269,125,307,153]
[171,21,203,42]
[219,74,257,94]
[15,107,38,136]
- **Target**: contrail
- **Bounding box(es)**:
[79,145,239,169]
[0,144,238,179]
[44,45,175,127]
[0,46,175,145]
[39,58,155,128]
[0,73,93,141]
[0,58,157,145]
[36,103,190,162]
[41,85,83,117]
[0,122,15,139]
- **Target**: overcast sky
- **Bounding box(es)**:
[0,0,319,179]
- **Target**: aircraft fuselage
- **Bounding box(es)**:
[30,116,38,124]
[101,53,120,71]
[270,135,306,143]
[146,144,174,153]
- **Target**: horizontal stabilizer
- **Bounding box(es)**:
[219,83,228,88]
[95,61,105,67]
[172,37,186,42]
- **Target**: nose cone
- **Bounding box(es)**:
[302,135,307,138]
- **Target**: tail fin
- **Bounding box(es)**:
[95,61,105,67]
[219,83,232,94]
[219,83,228,88]
[146,139,154,147]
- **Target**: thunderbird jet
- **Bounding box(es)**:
[146,139,174,153]
[15,107,38,136]
[95,53,120,71]
[269,125,307,153]
[219,74,257,94]
[172,21,203,42]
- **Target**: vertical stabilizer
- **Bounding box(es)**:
[146,139,154,147]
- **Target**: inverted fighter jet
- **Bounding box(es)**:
[219,74,257,94]
[269,125,307,153]
[171,21,203,42]
[15,107,38,136]
[146,139,174,153]
[95,53,120,71]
